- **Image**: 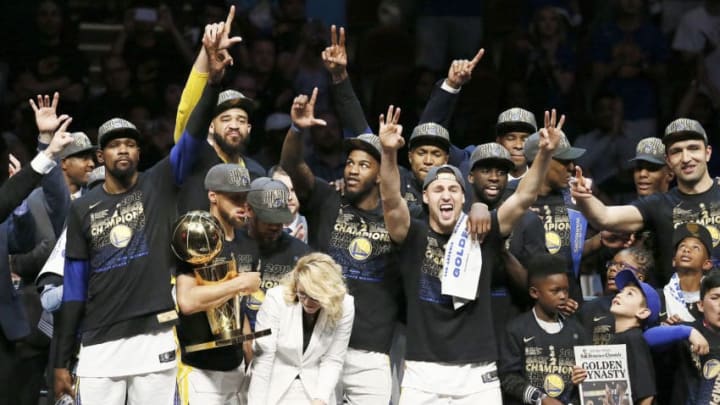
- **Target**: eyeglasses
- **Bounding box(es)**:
[605,261,639,273]
[296,291,319,304]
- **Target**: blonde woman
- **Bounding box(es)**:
[248,253,354,405]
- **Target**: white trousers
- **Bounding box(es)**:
[78,367,177,405]
[399,386,503,405]
[186,367,245,405]
[338,348,392,405]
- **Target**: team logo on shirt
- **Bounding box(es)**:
[703,359,720,380]
[109,224,133,248]
[348,237,372,261]
[543,373,565,397]
[545,231,561,254]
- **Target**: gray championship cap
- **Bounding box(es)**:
[87,166,105,189]
[629,137,665,166]
[663,118,708,147]
[204,164,252,193]
[58,132,96,160]
[215,89,256,117]
[409,122,451,151]
[344,133,382,162]
[496,108,538,136]
[422,164,465,192]
[469,142,515,172]
[247,177,294,224]
[98,118,141,149]
[524,131,585,162]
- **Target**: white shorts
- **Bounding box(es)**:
[185,366,245,405]
[77,367,177,405]
[338,348,392,405]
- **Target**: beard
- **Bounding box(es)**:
[344,180,376,204]
[106,161,137,186]
[213,131,244,160]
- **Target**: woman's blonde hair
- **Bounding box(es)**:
[281,252,347,326]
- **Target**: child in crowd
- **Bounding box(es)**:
[500,254,588,404]
[643,269,720,404]
[573,269,660,405]
[661,222,714,324]
[577,246,653,345]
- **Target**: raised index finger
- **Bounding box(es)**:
[224,5,235,31]
[468,48,485,68]
[330,25,337,46]
[308,87,319,107]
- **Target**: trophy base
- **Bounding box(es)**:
[184,329,272,353]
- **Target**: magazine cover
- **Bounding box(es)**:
[574,344,632,405]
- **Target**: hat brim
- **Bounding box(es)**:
[59,145,98,160]
[215,98,257,117]
[408,135,450,152]
[100,128,141,149]
[662,131,707,147]
[496,121,537,137]
[344,139,381,162]
[253,207,294,224]
[470,157,515,173]
[628,155,666,166]
[553,147,586,161]
[614,269,660,327]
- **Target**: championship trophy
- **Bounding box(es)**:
[171,210,270,352]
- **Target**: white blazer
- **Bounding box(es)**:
[248,286,354,405]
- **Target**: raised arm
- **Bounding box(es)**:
[497,110,562,236]
[174,6,240,142]
[323,25,371,136]
[30,93,72,235]
[421,49,484,126]
[0,119,72,224]
[281,88,327,201]
[570,166,645,232]
[170,20,239,185]
[379,106,411,243]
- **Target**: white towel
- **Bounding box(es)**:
[37,228,67,280]
[663,273,695,322]
[441,213,483,309]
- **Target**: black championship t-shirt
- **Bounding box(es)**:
[398,212,501,363]
[611,328,656,403]
[235,229,311,330]
[300,179,401,354]
[399,166,427,219]
[64,158,177,344]
[633,183,720,285]
[671,319,720,404]
[177,141,266,214]
[533,190,584,302]
[499,311,588,404]
[576,295,615,345]
[176,237,246,371]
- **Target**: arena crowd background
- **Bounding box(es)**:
[0,0,718,195]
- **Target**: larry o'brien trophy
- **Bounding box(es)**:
[171,210,270,352]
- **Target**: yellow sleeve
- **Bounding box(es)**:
[174,68,209,143]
